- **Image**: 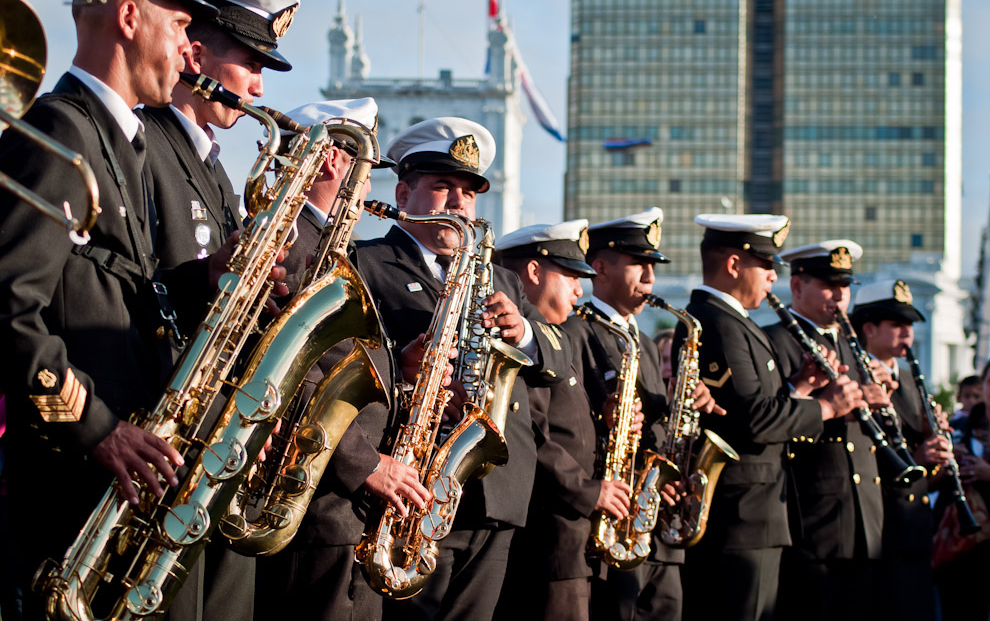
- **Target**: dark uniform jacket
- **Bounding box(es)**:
[672,289,823,551]
[352,225,568,528]
[765,314,884,560]
[139,106,241,331]
[884,368,934,554]
[282,206,392,546]
[561,302,683,564]
[526,344,602,581]
[0,73,172,587]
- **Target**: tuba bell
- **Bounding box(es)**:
[0,0,100,243]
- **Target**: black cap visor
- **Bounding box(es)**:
[549,256,597,277]
[398,153,490,193]
[174,0,220,19]
[226,32,292,71]
[615,246,671,264]
[852,302,926,326]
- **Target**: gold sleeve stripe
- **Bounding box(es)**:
[536,322,562,351]
[30,368,86,423]
[701,368,733,389]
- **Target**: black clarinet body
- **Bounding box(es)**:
[765,294,923,486]
[904,347,980,536]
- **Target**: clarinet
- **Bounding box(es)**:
[832,308,927,484]
[904,347,980,535]
[765,295,923,485]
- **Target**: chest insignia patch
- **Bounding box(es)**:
[194,223,211,247]
[568,376,577,386]
[118,205,126,218]
[406,282,424,292]
[767,359,776,372]
[190,200,208,221]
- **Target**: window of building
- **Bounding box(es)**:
[912,72,924,86]
[669,179,682,193]
[911,234,924,248]
[888,72,901,87]
[694,20,706,34]
[865,206,877,221]
[611,151,635,167]
[922,153,936,167]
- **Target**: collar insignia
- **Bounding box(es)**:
[893,279,913,304]
[449,135,480,170]
[829,247,852,270]
[772,221,790,248]
[271,5,297,39]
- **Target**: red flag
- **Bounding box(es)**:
[489,0,498,18]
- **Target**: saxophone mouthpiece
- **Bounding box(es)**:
[364,200,401,221]
[179,72,245,111]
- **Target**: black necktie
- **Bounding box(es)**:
[435,254,453,279]
[131,128,146,166]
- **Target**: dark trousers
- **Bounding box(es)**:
[880,552,936,621]
[594,561,682,621]
[167,540,255,621]
[383,526,513,621]
[255,543,381,621]
[683,547,781,621]
[776,553,877,621]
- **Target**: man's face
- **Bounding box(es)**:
[524,260,583,325]
[197,42,265,129]
[791,275,850,326]
[130,0,193,107]
[959,384,983,413]
[736,253,778,309]
[593,252,655,318]
[864,319,914,359]
[396,172,478,254]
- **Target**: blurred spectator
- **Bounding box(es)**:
[951,376,982,443]
[653,328,675,383]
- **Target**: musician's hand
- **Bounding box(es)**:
[791,347,837,395]
[915,434,953,468]
[92,421,184,505]
[688,382,726,416]
[482,291,525,343]
[660,481,684,507]
[363,455,431,518]
[594,480,632,520]
[862,383,892,411]
[603,392,642,431]
[817,375,864,421]
[442,380,468,424]
[960,454,990,484]
[868,358,899,392]
[933,403,951,433]
[256,418,282,464]
[400,334,455,386]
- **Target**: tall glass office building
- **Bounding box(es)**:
[565,0,961,277]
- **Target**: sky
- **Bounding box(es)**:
[27,0,990,277]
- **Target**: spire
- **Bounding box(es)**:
[350,14,370,81]
[327,0,353,85]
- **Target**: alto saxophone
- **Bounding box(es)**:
[645,295,738,549]
[356,215,531,599]
[576,304,658,570]
[34,74,355,621]
[218,117,394,556]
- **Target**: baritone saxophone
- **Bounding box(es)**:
[645,294,738,549]
[35,73,370,621]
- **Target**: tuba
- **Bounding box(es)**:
[646,295,738,549]
[34,74,376,621]
[219,118,394,556]
[356,214,531,599]
[576,303,658,570]
[0,0,100,243]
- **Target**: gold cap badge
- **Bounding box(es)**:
[829,247,852,270]
[646,220,662,249]
[893,279,913,304]
[271,5,297,39]
[772,221,790,248]
[578,228,590,255]
[449,135,480,170]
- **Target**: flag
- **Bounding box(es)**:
[489,0,498,18]
[603,138,653,150]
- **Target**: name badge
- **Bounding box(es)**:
[406,282,423,292]
[767,359,776,372]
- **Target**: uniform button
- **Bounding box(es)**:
[846,442,855,453]
[836,437,843,443]
[799,436,806,442]
[787,452,796,460]
[511,402,520,412]
[852,473,861,484]
[156,326,166,339]
[908,493,916,502]
[874,476,881,485]
[922,495,930,505]
[870,445,877,454]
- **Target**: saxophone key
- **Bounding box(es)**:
[162,502,210,545]
[125,582,164,616]
[201,438,248,481]
[234,379,281,422]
